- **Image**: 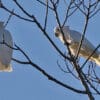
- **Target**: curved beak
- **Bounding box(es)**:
[55,32,59,37]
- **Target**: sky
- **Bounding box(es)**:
[0,0,100,100]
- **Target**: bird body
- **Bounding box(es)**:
[0,22,13,72]
[54,26,100,66]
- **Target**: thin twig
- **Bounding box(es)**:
[13,0,32,18]
[1,4,33,22]
[0,41,18,50]
[64,60,79,79]
[73,1,86,15]
[12,58,30,64]
[62,1,74,26]
[44,0,49,30]
[90,7,100,18]
[36,0,53,10]
[4,9,14,27]
[14,44,31,62]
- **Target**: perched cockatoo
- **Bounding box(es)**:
[54,26,100,66]
[0,21,13,72]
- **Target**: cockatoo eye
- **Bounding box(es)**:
[56,28,60,32]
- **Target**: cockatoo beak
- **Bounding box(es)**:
[55,32,59,37]
[54,27,60,37]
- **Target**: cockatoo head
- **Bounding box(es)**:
[54,26,69,37]
[54,26,70,44]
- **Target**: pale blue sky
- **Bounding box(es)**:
[0,0,100,100]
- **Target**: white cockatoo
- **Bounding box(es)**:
[54,26,100,66]
[0,21,13,72]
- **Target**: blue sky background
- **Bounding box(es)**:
[0,0,100,100]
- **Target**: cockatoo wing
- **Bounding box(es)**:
[68,29,100,65]
[69,30,98,56]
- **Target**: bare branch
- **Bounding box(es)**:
[72,61,95,99]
